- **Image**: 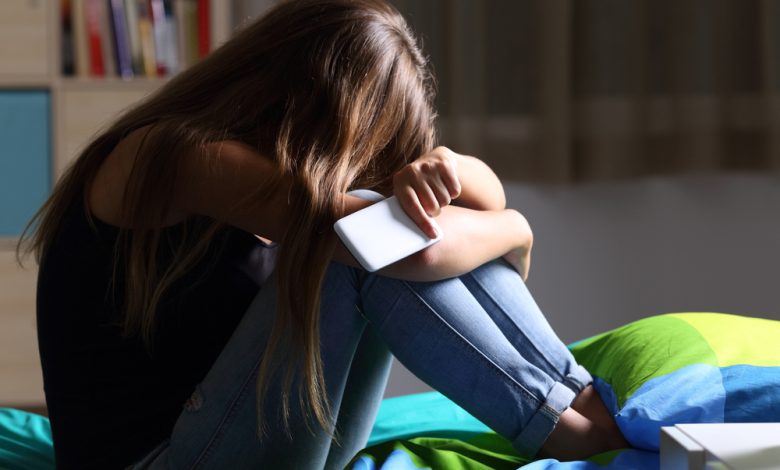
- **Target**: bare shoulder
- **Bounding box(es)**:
[88,125,155,227]
[89,127,291,239]
[175,138,292,241]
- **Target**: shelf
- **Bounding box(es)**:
[56,75,169,92]
[0,239,21,251]
[0,76,52,89]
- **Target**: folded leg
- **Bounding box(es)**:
[359,263,580,457]
[134,259,587,468]
[460,260,592,393]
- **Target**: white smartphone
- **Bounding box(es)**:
[334,196,443,272]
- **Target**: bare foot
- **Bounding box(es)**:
[570,385,630,450]
[539,408,613,461]
[538,385,632,462]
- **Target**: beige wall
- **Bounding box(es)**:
[0,251,41,408]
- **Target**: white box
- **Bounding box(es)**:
[660,423,780,470]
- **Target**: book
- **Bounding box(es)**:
[137,0,157,77]
[163,0,180,75]
[174,0,198,71]
[109,0,134,79]
[150,0,168,76]
[96,0,117,76]
[197,0,209,58]
[84,0,105,76]
[61,0,75,75]
[124,0,144,75]
[72,0,90,76]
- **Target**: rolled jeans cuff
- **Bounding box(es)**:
[562,364,593,395]
[511,381,576,457]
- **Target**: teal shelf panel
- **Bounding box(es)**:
[0,91,51,236]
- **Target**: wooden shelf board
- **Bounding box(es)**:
[57,76,169,92]
[0,76,52,89]
[0,239,22,251]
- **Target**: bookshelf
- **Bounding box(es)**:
[53,0,235,177]
[0,0,258,411]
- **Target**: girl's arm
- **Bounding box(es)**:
[391,147,505,238]
[175,141,530,282]
[380,145,529,281]
[452,152,506,211]
[332,202,532,282]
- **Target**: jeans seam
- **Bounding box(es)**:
[190,354,264,469]
[463,270,568,383]
[563,374,588,394]
[374,294,404,331]
[541,403,560,417]
[400,280,544,408]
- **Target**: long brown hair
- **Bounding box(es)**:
[21,0,436,437]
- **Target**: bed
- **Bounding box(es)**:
[349,312,780,469]
[2,312,778,469]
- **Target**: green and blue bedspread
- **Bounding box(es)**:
[2,313,778,469]
[350,313,780,469]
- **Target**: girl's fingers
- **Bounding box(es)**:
[411,164,452,215]
[439,159,461,199]
[429,175,453,211]
[397,186,438,239]
[392,146,464,238]
[428,147,461,199]
[412,179,442,217]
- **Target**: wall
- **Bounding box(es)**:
[384,173,780,397]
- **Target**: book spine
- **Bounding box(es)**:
[163,0,179,75]
[109,0,134,79]
[97,0,116,76]
[72,0,91,76]
[197,0,209,58]
[124,0,143,75]
[184,0,199,67]
[85,0,105,76]
[149,0,168,76]
[137,0,157,77]
[174,0,197,71]
[62,0,75,75]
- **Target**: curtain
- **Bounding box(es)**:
[391,0,780,182]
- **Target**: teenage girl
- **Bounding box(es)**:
[24,0,628,468]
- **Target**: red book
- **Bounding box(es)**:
[197,0,209,58]
[85,0,105,76]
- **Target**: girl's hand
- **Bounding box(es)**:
[393,146,462,238]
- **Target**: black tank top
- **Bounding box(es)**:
[36,194,277,469]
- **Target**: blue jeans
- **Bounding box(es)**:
[133,257,592,469]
